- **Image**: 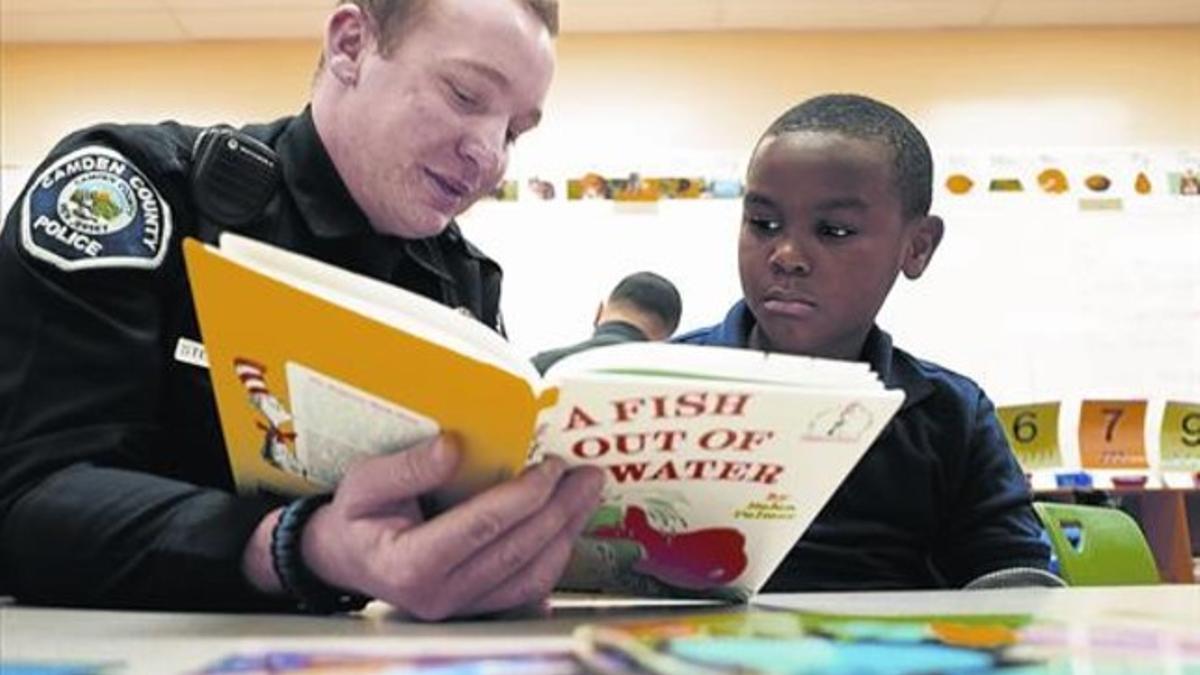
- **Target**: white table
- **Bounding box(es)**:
[2,587,1197,674]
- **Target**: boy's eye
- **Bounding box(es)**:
[746,216,782,233]
[817,221,856,238]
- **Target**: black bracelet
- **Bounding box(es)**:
[270,494,369,614]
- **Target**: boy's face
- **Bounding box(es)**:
[738,131,942,360]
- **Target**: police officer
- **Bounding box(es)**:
[0,0,604,620]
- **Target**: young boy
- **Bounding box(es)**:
[676,94,1050,590]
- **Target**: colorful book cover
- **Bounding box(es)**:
[197,650,585,674]
[575,608,1200,674]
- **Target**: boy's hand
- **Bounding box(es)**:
[244,436,604,620]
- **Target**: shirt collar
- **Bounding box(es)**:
[858,324,935,411]
[275,108,489,282]
[715,300,758,347]
[594,321,649,342]
[276,106,371,239]
[720,300,933,410]
[401,236,455,283]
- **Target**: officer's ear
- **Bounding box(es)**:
[324,4,371,86]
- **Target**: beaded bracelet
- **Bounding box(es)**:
[270,494,369,613]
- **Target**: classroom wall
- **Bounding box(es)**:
[3,28,1199,165]
[2,28,1198,417]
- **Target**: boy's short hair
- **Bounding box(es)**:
[609,271,683,334]
[762,93,933,219]
[343,0,559,53]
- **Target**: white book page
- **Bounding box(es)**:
[287,362,440,488]
[539,374,903,598]
[545,342,878,390]
[214,234,541,385]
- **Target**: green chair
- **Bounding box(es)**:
[1033,502,1160,586]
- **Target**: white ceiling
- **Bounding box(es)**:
[2,0,1198,43]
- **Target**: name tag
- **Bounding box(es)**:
[174,337,209,369]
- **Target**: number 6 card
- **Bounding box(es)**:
[996,402,1063,470]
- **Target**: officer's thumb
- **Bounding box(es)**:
[336,435,461,515]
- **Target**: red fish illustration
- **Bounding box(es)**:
[591,505,747,590]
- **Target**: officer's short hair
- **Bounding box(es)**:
[344,0,559,53]
[761,93,933,220]
[609,272,682,335]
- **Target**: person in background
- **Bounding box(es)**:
[0,0,604,620]
[533,271,682,374]
[676,93,1051,589]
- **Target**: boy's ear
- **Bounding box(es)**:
[324,4,371,86]
[593,301,605,327]
[900,215,944,280]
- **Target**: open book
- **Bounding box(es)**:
[184,233,903,600]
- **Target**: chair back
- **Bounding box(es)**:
[1032,502,1159,586]
[964,566,1067,589]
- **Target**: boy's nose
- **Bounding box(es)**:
[769,240,812,276]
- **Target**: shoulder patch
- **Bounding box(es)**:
[20,145,173,271]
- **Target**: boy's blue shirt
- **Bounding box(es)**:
[675,300,1051,589]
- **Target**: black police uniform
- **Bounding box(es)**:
[0,108,504,610]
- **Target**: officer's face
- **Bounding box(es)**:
[738,131,941,360]
[331,0,555,239]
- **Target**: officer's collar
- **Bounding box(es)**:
[277,107,488,270]
[277,106,371,239]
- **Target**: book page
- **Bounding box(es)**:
[539,372,902,599]
[287,362,440,488]
[545,341,877,390]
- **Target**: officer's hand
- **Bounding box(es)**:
[298,436,603,620]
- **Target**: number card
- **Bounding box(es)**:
[996,402,1063,469]
[1078,400,1148,469]
[1160,400,1200,472]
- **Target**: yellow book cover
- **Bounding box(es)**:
[185,233,903,599]
[184,234,546,507]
